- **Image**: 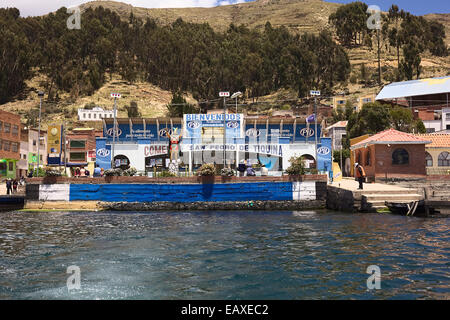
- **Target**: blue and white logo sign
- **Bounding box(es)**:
[299,128,314,137]
[106,127,122,137]
[227,121,239,129]
[97,148,110,157]
[187,121,201,129]
[317,146,330,155]
[246,128,260,137]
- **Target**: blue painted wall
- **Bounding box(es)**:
[70,182,294,202]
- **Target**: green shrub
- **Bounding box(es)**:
[124,167,137,176]
[104,168,123,176]
[221,167,235,176]
[158,171,176,177]
[285,156,305,175]
[197,163,216,176]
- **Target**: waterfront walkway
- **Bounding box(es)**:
[328,178,423,212]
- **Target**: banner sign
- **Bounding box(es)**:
[244,124,321,144]
[184,114,244,140]
[47,124,63,157]
[181,144,283,156]
[104,123,182,142]
[95,138,111,170]
[143,145,169,157]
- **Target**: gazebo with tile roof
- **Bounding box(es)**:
[350,129,431,182]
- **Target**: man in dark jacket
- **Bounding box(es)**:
[355,163,366,190]
[6,179,12,195]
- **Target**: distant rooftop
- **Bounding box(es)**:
[376,76,450,101]
[351,128,431,150]
[416,133,450,148]
[326,121,347,130]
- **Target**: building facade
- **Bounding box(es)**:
[17,126,47,177]
[65,128,100,174]
[351,129,431,181]
[325,121,348,151]
[417,133,450,175]
[95,114,333,178]
[78,107,116,122]
[0,110,21,179]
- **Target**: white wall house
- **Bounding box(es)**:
[423,108,450,133]
[78,107,116,121]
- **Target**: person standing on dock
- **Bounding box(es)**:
[5,179,12,195]
[355,163,366,190]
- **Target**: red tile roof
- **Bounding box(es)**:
[416,134,450,148]
[352,128,431,149]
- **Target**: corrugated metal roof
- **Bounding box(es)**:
[325,121,348,130]
[351,128,431,150]
[376,76,450,101]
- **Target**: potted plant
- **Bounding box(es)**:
[197,163,216,183]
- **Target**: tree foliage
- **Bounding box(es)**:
[0,7,351,105]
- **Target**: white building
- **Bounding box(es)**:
[78,107,116,121]
[422,108,450,133]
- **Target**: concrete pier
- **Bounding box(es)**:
[327,178,423,212]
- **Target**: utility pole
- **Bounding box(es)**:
[110,93,121,168]
[36,91,44,176]
[310,90,320,169]
[220,91,230,168]
[377,28,382,85]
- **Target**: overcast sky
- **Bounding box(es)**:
[1,0,250,17]
[1,0,448,17]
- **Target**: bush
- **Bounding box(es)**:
[44,167,62,177]
[221,167,235,176]
[285,156,305,175]
[158,171,176,177]
[104,168,124,176]
[197,163,216,176]
[124,167,137,176]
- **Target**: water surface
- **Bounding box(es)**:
[0,210,449,299]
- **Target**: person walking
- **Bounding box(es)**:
[261,164,269,176]
[237,160,246,177]
[6,179,12,195]
[93,164,102,177]
[12,179,18,193]
[355,163,366,190]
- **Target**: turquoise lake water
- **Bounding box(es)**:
[0,210,449,299]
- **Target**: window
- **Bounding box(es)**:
[70,140,86,148]
[70,152,86,161]
[4,123,10,133]
[363,98,372,103]
[23,154,27,160]
[365,149,371,166]
[8,162,13,171]
[12,125,18,135]
[0,121,2,132]
[33,140,37,146]
[3,141,10,151]
[438,152,450,167]
[392,148,409,165]
[88,113,91,119]
[356,151,362,164]
[426,128,436,133]
[446,113,450,120]
[425,152,433,167]
[12,142,18,153]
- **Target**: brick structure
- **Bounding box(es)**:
[351,129,431,182]
[65,128,101,175]
[0,110,21,179]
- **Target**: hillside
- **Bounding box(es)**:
[81,0,341,34]
[1,0,449,130]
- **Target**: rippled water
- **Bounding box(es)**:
[0,210,449,299]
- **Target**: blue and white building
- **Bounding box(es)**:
[95,114,332,177]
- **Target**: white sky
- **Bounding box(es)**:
[1,0,249,17]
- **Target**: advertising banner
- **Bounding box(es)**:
[47,124,63,155]
[95,138,111,170]
[184,114,244,140]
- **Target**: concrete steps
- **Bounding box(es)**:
[355,190,424,212]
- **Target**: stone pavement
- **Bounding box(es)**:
[329,177,415,192]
